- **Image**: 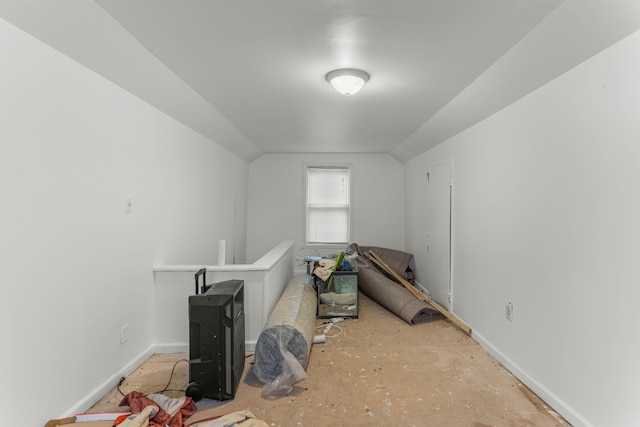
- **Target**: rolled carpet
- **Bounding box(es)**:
[253,274,317,383]
[347,244,442,325]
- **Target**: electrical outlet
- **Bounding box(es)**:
[505,301,513,321]
[120,324,128,344]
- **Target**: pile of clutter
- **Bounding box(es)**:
[45,391,267,427]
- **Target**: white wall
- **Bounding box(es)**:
[0,18,248,425]
[405,29,640,427]
[246,153,405,265]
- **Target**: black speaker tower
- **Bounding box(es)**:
[185,268,245,401]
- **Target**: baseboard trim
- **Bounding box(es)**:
[62,339,258,417]
[152,342,189,354]
[471,330,591,427]
[412,280,429,296]
[60,345,155,417]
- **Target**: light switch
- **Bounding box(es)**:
[125,197,133,213]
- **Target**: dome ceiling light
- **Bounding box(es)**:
[325,68,370,96]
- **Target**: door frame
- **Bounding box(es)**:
[425,158,453,311]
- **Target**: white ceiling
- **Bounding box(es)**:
[2,1,640,162]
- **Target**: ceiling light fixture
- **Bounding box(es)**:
[325,68,370,96]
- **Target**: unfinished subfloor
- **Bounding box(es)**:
[90,293,568,426]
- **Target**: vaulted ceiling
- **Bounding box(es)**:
[2,1,639,162]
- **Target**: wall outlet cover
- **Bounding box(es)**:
[505,301,513,321]
[120,324,128,344]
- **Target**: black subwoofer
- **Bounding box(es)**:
[187,269,245,401]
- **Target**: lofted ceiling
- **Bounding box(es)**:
[2,1,640,162]
[93,0,562,157]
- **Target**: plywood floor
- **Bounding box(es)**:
[90,293,568,426]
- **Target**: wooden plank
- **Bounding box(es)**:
[365,250,472,335]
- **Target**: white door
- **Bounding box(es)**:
[425,160,452,311]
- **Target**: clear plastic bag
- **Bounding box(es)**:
[261,345,307,399]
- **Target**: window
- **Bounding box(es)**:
[305,165,351,244]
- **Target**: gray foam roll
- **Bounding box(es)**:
[253,274,317,384]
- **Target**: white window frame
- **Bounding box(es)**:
[304,163,353,245]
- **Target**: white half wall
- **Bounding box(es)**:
[247,153,405,267]
[404,28,640,427]
[0,18,248,426]
[152,241,294,352]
